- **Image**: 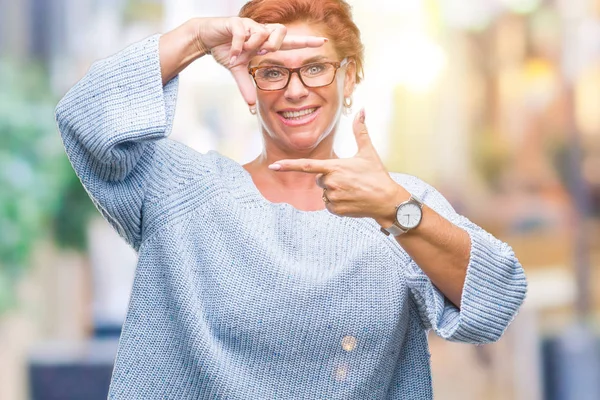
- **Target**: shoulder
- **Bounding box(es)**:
[147,140,241,194]
[153,140,232,173]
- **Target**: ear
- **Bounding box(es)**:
[343,59,357,98]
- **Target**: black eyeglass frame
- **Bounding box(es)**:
[248,58,349,91]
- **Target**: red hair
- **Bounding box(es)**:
[239,0,365,84]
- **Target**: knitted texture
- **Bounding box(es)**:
[55,35,527,400]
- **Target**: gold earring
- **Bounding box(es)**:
[343,97,353,116]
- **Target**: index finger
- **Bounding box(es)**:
[268,159,336,174]
[280,35,328,51]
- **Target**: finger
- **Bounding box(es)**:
[315,173,327,189]
[242,25,271,54]
[229,18,248,65]
[280,35,328,50]
[257,24,287,54]
[230,64,257,106]
[268,159,335,174]
[353,108,375,155]
[325,201,335,214]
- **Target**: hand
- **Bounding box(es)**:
[192,17,328,107]
[268,110,410,226]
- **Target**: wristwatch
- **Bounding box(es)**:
[380,195,424,237]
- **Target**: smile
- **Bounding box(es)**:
[277,107,321,127]
[280,108,317,119]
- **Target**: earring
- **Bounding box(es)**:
[343,97,353,116]
[249,105,257,115]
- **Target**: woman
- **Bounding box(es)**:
[56,0,527,398]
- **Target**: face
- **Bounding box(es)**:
[251,23,356,154]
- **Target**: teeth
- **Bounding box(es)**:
[281,108,317,119]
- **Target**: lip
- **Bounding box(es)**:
[277,105,320,113]
[276,106,321,127]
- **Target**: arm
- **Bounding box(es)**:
[385,186,470,309]
[268,112,527,344]
[390,174,528,344]
[56,37,178,249]
[159,19,208,86]
[55,21,204,249]
[56,18,326,248]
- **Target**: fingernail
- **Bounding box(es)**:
[268,163,281,171]
[256,49,268,56]
[229,55,238,66]
[359,108,365,123]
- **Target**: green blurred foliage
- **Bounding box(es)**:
[472,130,512,190]
[124,0,163,23]
[0,60,95,314]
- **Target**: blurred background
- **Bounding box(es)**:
[0,0,599,399]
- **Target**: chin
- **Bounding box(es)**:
[282,131,325,152]
[260,112,338,154]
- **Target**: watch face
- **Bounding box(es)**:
[396,202,422,229]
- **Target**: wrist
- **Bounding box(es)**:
[185,18,211,58]
[375,183,410,228]
[160,19,209,85]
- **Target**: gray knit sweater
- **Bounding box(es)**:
[55,34,527,399]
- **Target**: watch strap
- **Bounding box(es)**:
[380,224,407,237]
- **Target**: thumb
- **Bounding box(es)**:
[353,108,374,155]
[230,64,257,109]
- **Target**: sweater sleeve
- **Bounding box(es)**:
[398,177,528,344]
[55,34,178,250]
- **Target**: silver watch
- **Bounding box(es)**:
[380,195,424,237]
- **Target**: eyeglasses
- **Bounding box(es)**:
[248,58,349,91]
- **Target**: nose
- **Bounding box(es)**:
[284,71,309,102]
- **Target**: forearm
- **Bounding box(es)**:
[159,18,208,86]
[379,185,470,309]
[395,205,470,309]
[380,177,527,344]
[56,34,181,248]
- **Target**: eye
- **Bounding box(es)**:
[304,63,327,76]
[258,68,285,80]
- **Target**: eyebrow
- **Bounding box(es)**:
[257,55,329,66]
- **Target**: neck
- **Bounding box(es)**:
[244,133,338,191]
